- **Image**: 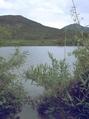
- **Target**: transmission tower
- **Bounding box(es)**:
[71,0,80,24]
[64,0,81,60]
[71,0,84,45]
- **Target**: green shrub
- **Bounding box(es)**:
[0,49,26,119]
[26,53,71,96]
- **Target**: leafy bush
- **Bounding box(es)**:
[25,44,89,119]
[0,49,26,119]
[25,53,73,119]
[37,95,69,119]
[65,69,89,119]
[26,53,71,96]
[0,91,22,119]
[37,69,89,119]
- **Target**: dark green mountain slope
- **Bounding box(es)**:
[60,24,89,45]
[0,15,89,46]
[0,15,60,40]
[62,23,89,32]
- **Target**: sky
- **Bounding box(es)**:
[0,0,89,28]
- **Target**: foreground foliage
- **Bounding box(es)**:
[0,49,26,119]
[26,53,71,96]
[26,41,89,119]
[37,69,89,119]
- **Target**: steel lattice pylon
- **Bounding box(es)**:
[71,0,80,24]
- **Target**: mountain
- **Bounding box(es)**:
[0,15,89,46]
[60,23,89,45]
[61,23,89,32]
[0,15,60,40]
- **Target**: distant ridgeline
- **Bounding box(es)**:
[0,15,89,46]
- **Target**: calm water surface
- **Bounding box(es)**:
[0,46,76,119]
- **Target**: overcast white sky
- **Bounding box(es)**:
[0,0,89,28]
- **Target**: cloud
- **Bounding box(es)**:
[0,0,13,9]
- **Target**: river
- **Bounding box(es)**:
[0,46,76,119]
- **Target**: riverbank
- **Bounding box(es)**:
[0,39,64,46]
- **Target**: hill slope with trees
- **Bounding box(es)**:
[0,15,89,45]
